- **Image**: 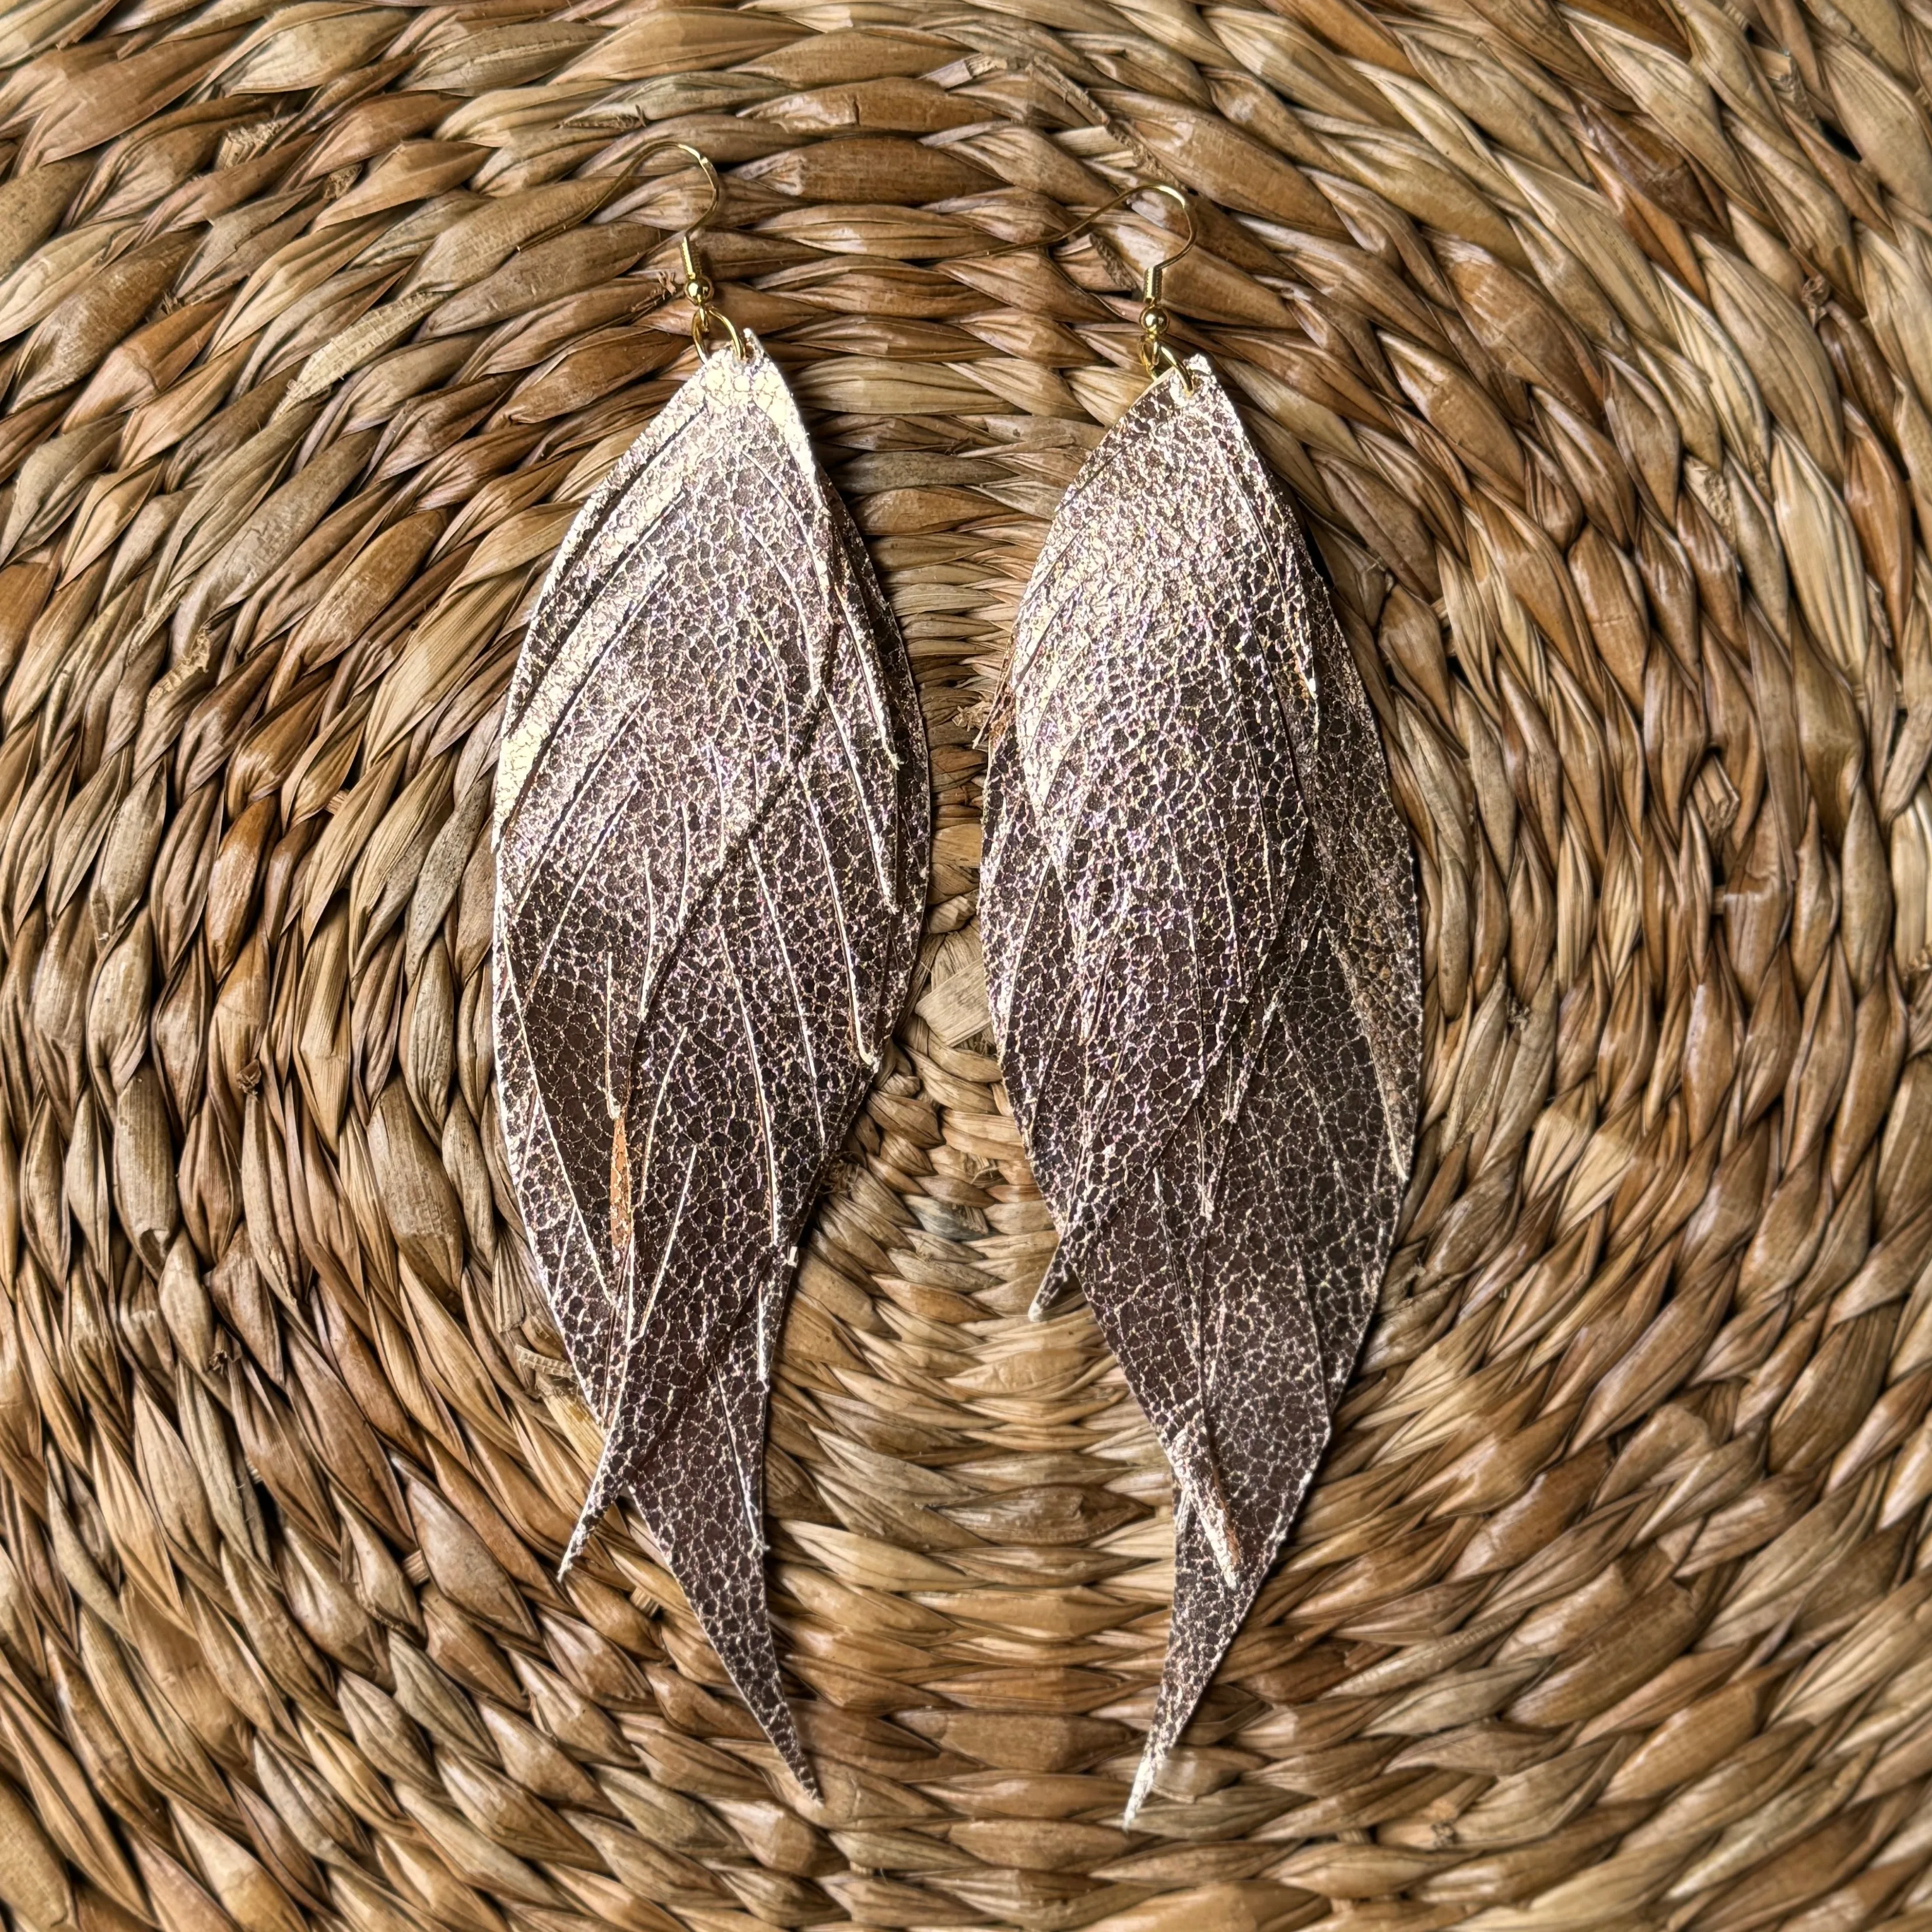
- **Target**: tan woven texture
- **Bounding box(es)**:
[0,0,1930,1924]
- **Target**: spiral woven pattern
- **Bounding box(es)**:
[0,0,1929,1926]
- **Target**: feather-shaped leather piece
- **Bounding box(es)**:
[982,356,1420,1819]
[494,338,929,1790]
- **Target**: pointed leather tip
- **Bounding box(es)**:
[1121,1744,1165,1829]
[556,1485,606,1581]
[1028,1247,1073,1321]
[765,1711,821,1803]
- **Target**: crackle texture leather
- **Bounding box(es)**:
[493,339,929,1791]
[982,356,1422,1818]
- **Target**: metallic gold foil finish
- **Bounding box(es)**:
[982,356,1422,1819]
[494,340,929,1791]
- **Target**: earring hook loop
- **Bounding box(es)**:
[1137,183,1195,387]
[673,142,746,361]
[967,181,1198,390]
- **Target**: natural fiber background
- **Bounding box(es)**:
[0,0,1927,1925]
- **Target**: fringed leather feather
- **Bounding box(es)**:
[982,356,1422,1819]
[494,340,929,1791]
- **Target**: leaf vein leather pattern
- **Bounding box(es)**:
[982,357,1422,1819]
[494,340,929,1790]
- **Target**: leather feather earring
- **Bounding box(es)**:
[981,187,1423,1820]
[492,148,929,1793]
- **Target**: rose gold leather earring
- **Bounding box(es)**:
[492,148,929,1795]
[980,185,1424,1819]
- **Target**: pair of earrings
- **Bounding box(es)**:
[492,158,1422,1817]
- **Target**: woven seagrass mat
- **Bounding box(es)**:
[0,0,1930,1924]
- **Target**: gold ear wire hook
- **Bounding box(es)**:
[973,183,1196,388]
[1137,183,1195,388]
[672,142,746,361]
